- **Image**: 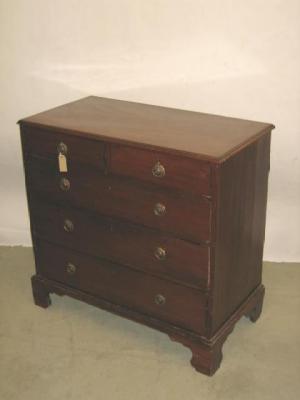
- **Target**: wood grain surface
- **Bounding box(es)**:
[35,239,207,334]
[209,133,271,335]
[26,156,212,243]
[19,97,273,375]
[31,200,210,289]
[19,96,274,161]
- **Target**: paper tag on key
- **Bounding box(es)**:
[58,152,68,172]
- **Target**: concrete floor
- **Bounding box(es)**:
[0,246,299,400]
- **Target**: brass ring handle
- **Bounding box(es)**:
[60,177,70,191]
[154,203,166,217]
[63,219,74,233]
[152,161,165,178]
[66,262,76,275]
[154,247,166,260]
[57,142,68,155]
[154,294,166,305]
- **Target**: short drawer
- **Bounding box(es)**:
[36,240,207,334]
[110,144,211,195]
[21,126,105,170]
[31,201,210,289]
[26,157,211,243]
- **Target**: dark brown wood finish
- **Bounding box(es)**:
[22,125,212,196]
[26,157,211,243]
[31,201,210,289]
[209,133,271,335]
[19,96,274,161]
[35,240,207,334]
[110,144,211,195]
[169,285,265,375]
[19,96,274,376]
[31,273,265,376]
[22,125,106,170]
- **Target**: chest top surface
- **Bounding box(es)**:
[19,96,274,162]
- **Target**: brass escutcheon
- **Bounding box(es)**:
[57,142,68,155]
[63,219,74,233]
[154,294,166,305]
[66,262,76,275]
[60,177,70,191]
[154,247,166,260]
[154,202,166,216]
[152,161,165,178]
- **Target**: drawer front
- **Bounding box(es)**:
[110,144,211,195]
[36,240,207,334]
[21,127,106,170]
[26,158,211,243]
[31,201,209,289]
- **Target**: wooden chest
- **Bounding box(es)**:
[19,96,274,375]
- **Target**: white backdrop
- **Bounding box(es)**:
[1,0,299,261]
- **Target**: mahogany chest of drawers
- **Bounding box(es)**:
[19,96,274,375]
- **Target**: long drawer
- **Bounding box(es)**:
[36,240,207,334]
[31,201,209,289]
[26,157,211,243]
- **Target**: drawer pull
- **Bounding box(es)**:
[154,247,166,260]
[154,202,166,217]
[66,262,76,275]
[57,142,68,155]
[154,294,166,305]
[152,161,165,178]
[60,177,70,191]
[63,219,74,233]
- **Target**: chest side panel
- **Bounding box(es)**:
[209,133,271,336]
